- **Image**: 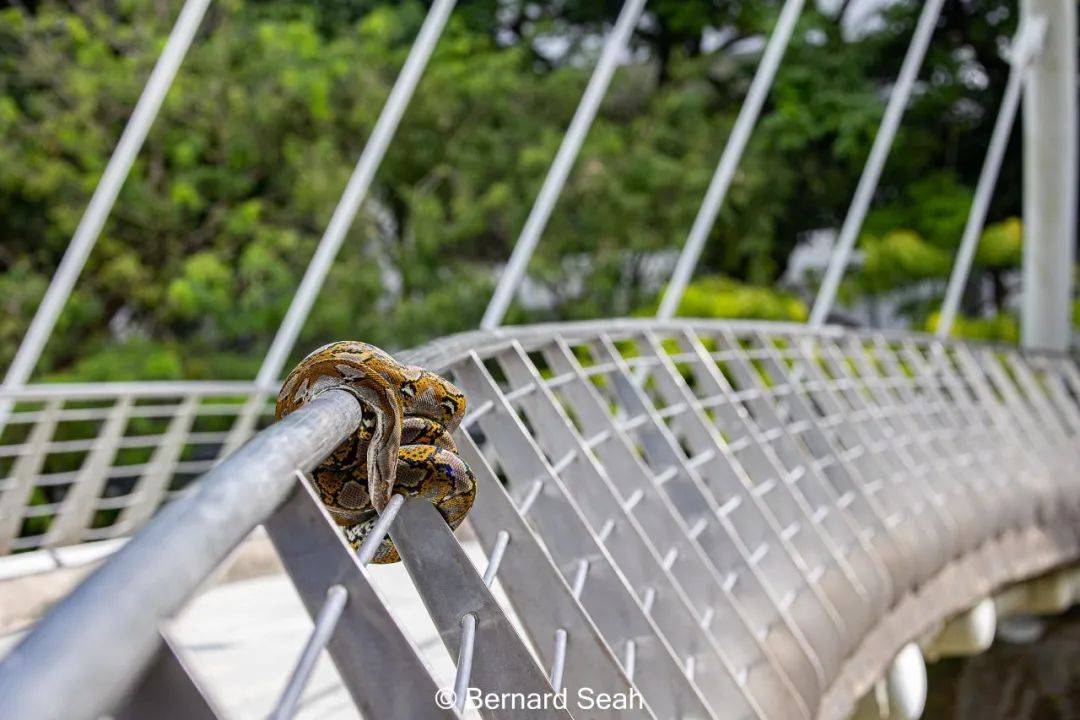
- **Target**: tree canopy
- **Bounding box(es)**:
[0,0,1063,383]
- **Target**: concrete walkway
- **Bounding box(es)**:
[1,538,495,719]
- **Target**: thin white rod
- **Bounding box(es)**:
[807,0,946,327]
[254,0,456,388]
[656,0,806,320]
[453,613,477,711]
[0,0,211,424]
[481,530,510,586]
[268,584,348,720]
[356,493,406,565]
[938,21,1045,338]
[220,0,455,455]
[549,628,568,690]
[480,0,648,330]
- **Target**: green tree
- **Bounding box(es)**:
[0,0,1055,385]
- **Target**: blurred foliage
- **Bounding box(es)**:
[647,275,807,322]
[0,0,1067,384]
[926,310,1019,343]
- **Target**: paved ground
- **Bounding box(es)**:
[1,539,496,719]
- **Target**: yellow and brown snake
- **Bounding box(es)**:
[276,341,475,563]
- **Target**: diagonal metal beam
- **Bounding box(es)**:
[222,0,457,454]
[937,18,1047,338]
[480,0,648,330]
[0,0,212,430]
[808,0,946,327]
[656,0,805,320]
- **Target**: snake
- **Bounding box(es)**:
[275,341,476,563]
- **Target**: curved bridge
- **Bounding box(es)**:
[1,320,1077,720]
[0,0,1077,715]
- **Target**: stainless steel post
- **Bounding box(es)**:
[1020,0,1077,350]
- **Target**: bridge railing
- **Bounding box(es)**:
[1,321,1077,720]
[0,380,275,554]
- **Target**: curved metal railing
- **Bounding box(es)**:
[1,320,1078,720]
[0,380,275,553]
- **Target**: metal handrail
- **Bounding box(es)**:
[0,389,362,720]
[0,380,265,401]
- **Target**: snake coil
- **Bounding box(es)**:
[275,341,476,563]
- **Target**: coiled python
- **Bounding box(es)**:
[275,341,476,563]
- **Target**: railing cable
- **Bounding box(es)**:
[936,18,1047,338]
[223,0,456,453]
[807,0,946,327]
[655,0,806,320]
[480,0,648,330]
[0,0,212,430]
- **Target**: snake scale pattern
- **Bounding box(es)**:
[275,341,476,563]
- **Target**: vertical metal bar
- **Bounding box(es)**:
[267,584,348,720]
[802,334,986,603]
[882,339,1039,577]
[44,395,134,547]
[549,629,568,689]
[711,330,924,598]
[482,530,510,586]
[687,331,892,619]
[808,0,946,327]
[0,398,62,553]
[614,333,852,680]
[786,334,954,572]
[938,19,1046,338]
[900,340,1055,584]
[0,0,212,430]
[480,0,648,330]
[580,335,830,699]
[453,354,719,719]
[1038,356,1080,431]
[492,342,764,718]
[356,492,406,565]
[647,332,869,628]
[452,613,477,713]
[656,0,805,320]
[1003,352,1074,438]
[223,0,458,453]
[810,335,963,560]
[862,338,1002,554]
[1021,0,1078,350]
[538,337,817,717]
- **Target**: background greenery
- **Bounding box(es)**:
[0,0,1069,382]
